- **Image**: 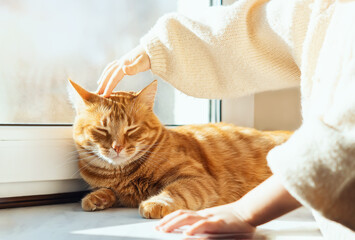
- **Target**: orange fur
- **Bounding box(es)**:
[69,80,292,219]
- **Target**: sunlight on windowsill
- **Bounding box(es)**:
[1,203,322,240]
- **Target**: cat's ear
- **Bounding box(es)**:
[136,80,158,110]
[67,78,99,111]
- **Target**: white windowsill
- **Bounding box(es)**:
[0,204,322,240]
[0,126,85,197]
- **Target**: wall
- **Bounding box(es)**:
[222,88,302,131]
[254,88,301,130]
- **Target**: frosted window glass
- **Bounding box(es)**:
[0,0,210,125]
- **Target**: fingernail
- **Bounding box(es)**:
[122,66,127,74]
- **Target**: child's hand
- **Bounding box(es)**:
[155,203,255,236]
[96,45,151,97]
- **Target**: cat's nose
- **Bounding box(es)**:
[112,144,123,154]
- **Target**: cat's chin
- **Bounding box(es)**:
[110,156,134,167]
[97,154,126,167]
[98,153,139,167]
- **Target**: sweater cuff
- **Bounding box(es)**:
[140,28,169,80]
[267,118,355,230]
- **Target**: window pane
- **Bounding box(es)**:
[0,0,210,125]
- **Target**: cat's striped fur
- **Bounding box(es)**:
[69,80,291,219]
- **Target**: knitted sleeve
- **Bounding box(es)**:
[267,1,355,230]
[140,0,308,99]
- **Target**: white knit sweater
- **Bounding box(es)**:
[140,0,355,231]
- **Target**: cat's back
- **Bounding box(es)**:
[167,123,292,202]
[168,122,292,177]
[171,122,291,149]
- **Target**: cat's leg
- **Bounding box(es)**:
[139,178,218,219]
[81,188,117,211]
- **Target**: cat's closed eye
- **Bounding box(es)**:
[125,126,140,136]
[91,127,111,141]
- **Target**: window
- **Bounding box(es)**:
[0,0,219,198]
[0,0,212,125]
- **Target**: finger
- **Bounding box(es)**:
[161,213,205,233]
[122,54,144,75]
[184,220,215,236]
[103,67,124,97]
[97,63,119,94]
[97,63,118,94]
[156,210,192,230]
[97,60,117,85]
[136,53,151,72]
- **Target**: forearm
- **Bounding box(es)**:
[267,118,355,230]
[140,0,302,99]
[233,175,301,227]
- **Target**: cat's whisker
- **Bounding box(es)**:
[67,154,97,162]
[60,149,94,159]
[56,146,86,152]
[70,157,97,178]
[60,151,81,158]
[56,152,98,168]
[65,150,91,156]
[55,160,80,169]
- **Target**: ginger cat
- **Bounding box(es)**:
[69,80,291,219]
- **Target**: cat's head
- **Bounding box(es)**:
[68,79,162,167]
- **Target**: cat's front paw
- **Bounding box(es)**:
[139,196,175,219]
[81,188,116,211]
